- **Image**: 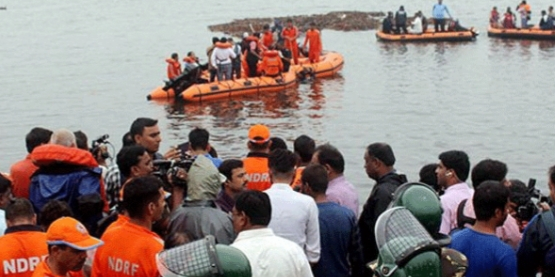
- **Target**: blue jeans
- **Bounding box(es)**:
[217,63,232,81]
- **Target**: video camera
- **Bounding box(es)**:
[516,178,551,222]
[152,156,195,190]
[90,134,111,160]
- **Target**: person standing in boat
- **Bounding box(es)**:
[516,1,531,28]
[503,7,517,28]
[229,38,242,79]
[539,10,554,29]
[395,6,408,34]
[382,12,395,34]
[282,18,299,65]
[410,11,424,34]
[432,0,452,32]
[166,53,182,80]
[490,7,500,27]
[210,37,236,81]
[302,22,322,64]
[206,37,219,82]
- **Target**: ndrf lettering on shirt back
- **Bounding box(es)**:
[247,173,269,182]
[3,256,46,274]
[108,256,139,276]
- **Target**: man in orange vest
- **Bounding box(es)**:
[0,199,47,277]
[261,24,274,49]
[281,18,299,65]
[92,176,165,277]
[32,217,103,277]
[243,124,272,191]
[165,53,182,80]
[302,22,323,64]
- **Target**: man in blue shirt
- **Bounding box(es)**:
[432,0,452,32]
[450,180,517,277]
[301,164,367,277]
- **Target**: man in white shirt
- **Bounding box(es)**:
[436,150,472,235]
[410,11,424,34]
[210,37,236,81]
[231,190,313,277]
[265,149,320,264]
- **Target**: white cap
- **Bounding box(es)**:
[242,32,249,38]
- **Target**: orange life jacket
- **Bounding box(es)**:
[166,58,182,79]
[214,42,232,49]
[31,144,98,168]
[183,56,196,63]
[258,50,283,76]
[262,31,273,48]
[243,153,271,191]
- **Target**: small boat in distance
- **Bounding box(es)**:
[487,27,555,40]
[376,28,479,42]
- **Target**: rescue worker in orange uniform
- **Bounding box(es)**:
[165,53,182,80]
[257,47,284,78]
[281,18,299,65]
[31,217,103,277]
[243,124,272,191]
[302,22,323,64]
[91,176,165,277]
[0,199,47,277]
[261,24,274,49]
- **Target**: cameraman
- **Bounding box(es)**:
[517,166,555,276]
[104,118,180,208]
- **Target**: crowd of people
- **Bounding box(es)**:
[380,0,471,35]
[0,119,554,276]
[166,18,322,84]
[490,1,555,29]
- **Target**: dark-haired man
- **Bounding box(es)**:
[216,159,248,214]
[265,149,320,264]
[188,127,222,168]
[517,165,555,276]
[311,144,359,217]
[436,150,472,235]
[359,142,407,263]
[301,164,367,277]
[458,159,521,249]
[291,135,315,190]
[231,190,312,277]
[105,118,178,208]
[0,198,47,277]
[10,127,52,199]
[32,217,103,277]
[450,181,517,277]
[92,176,165,277]
[243,124,272,191]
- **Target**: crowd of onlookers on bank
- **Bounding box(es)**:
[0,118,554,277]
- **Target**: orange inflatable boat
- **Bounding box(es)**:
[376,29,478,42]
[487,27,555,40]
[294,51,344,78]
[147,51,344,103]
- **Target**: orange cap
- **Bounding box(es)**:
[46,217,103,250]
[248,124,270,144]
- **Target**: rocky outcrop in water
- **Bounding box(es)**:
[208,11,385,37]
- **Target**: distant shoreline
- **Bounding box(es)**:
[208,11,385,37]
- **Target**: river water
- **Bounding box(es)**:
[2,0,555,201]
